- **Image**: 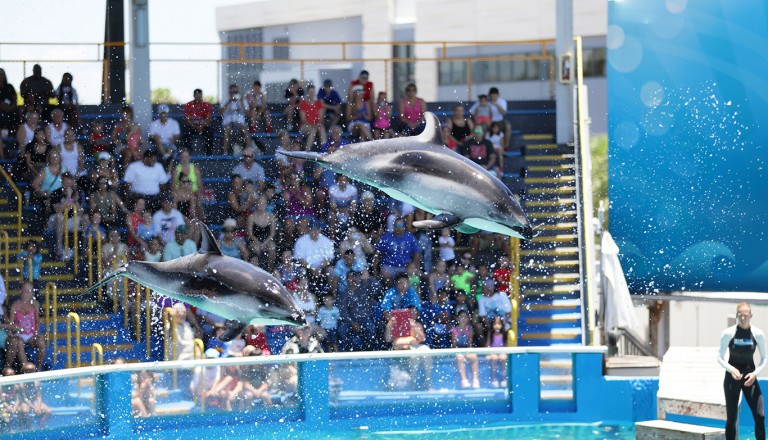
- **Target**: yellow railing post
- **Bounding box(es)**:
[145,287,152,358]
[135,283,142,342]
[0,167,23,245]
[66,312,81,368]
[163,307,178,389]
[88,230,102,299]
[73,208,78,273]
[0,230,8,295]
[507,237,521,347]
[63,205,70,263]
[194,338,205,413]
[62,205,78,273]
[44,282,58,364]
[91,343,104,366]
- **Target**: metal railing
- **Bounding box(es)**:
[163,307,178,389]
[0,166,22,246]
[66,312,81,369]
[508,237,521,347]
[0,230,7,297]
[615,328,655,358]
[145,287,152,358]
[87,230,103,302]
[62,204,79,273]
[91,343,104,366]
[44,282,58,364]
[110,255,128,314]
[193,338,206,412]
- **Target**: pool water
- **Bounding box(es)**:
[361,423,634,439]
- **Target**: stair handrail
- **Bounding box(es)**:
[194,338,206,413]
[0,166,22,246]
[122,258,130,329]
[110,255,126,314]
[163,307,178,388]
[22,252,33,283]
[145,287,151,358]
[91,343,104,366]
[616,328,655,358]
[66,311,81,368]
[507,237,521,347]
[62,204,79,273]
[0,230,8,296]
[134,283,142,342]
[87,229,103,302]
[44,282,58,365]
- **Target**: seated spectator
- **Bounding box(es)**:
[317,79,342,129]
[274,250,302,289]
[328,174,358,239]
[22,128,52,188]
[131,370,156,417]
[332,250,367,295]
[374,218,420,280]
[237,346,273,408]
[246,198,277,271]
[320,125,348,153]
[442,124,457,151]
[89,152,120,192]
[486,316,508,388]
[15,111,41,170]
[125,198,148,252]
[9,282,46,369]
[227,174,257,228]
[281,174,315,245]
[351,191,385,241]
[111,106,144,167]
[172,303,203,361]
[153,195,185,245]
[83,211,107,243]
[338,270,382,352]
[123,149,170,213]
[446,103,474,144]
[381,273,421,317]
[163,224,197,261]
[281,325,323,354]
[89,121,110,160]
[460,126,498,175]
[298,84,326,150]
[338,226,374,268]
[148,104,181,165]
[293,220,334,292]
[182,89,215,155]
[19,64,53,117]
[49,172,82,260]
[244,80,272,133]
[16,239,43,281]
[477,278,512,329]
[218,218,248,260]
[469,94,492,128]
[0,368,22,430]
[173,173,200,220]
[486,120,506,167]
[231,146,265,190]
[384,306,431,390]
[451,310,480,389]
[102,230,128,269]
[283,79,304,132]
[290,277,318,329]
[372,91,393,139]
[316,295,340,352]
[469,87,511,148]
[136,210,158,245]
[19,361,51,425]
[347,70,375,105]
[397,83,426,136]
[242,324,271,356]
[346,86,373,141]
[142,236,163,263]
[0,69,18,155]
[219,84,250,155]
[190,348,222,405]
[451,253,477,296]
[54,72,79,129]
[58,127,86,186]
[421,287,453,349]
[90,175,128,230]
[429,260,451,300]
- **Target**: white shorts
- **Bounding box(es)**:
[19,333,34,343]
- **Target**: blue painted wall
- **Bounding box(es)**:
[608,0,768,292]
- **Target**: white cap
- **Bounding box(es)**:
[98,152,111,161]
[223,218,237,229]
[204,348,220,359]
[157,104,170,114]
[361,191,374,200]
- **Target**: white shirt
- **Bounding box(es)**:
[478,292,513,318]
[149,118,181,145]
[328,183,358,208]
[124,161,170,195]
[469,97,508,122]
[293,233,335,269]
[152,208,185,244]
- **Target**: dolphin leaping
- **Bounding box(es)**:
[279,111,532,239]
[86,223,305,341]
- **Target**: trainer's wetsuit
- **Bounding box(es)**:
[718,324,767,440]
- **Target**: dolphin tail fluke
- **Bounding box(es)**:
[277,149,326,164]
[413,213,462,230]
[219,320,248,342]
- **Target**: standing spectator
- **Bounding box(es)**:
[460,126,498,175]
[152,196,185,245]
[299,84,326,150]
[244,80,272,133]
[283,79,304,131]
[469,94,492,129]
[469,87,511,148]
[398,83,426,136]
[246,197,277,271]
[45,108,68,149]
[293,220,334,291]
[19,65,53,116]
[123,149,170,212]
[54,72,79,129]
[9,282,47,369]
[232,146,265,189]
[163,224,197,261]
[219,84,250,155]
[0,69,17,159]
[182,89,215,155]
[316,295,341,352]
[374,218,420,279]
[347,70,375,105]
[438,228,456,265]
[346,87,373,141]
[317,79,342,129]
[372,91,393,139]
[148,104,181,165]
[338,271,382,351]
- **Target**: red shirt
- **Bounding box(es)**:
[493,267,512,295]
[245,331,271,355]
[184,100,213,122]
[350,79,373,102]
[299,99,324,125]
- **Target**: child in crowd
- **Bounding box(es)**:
[372,91,393,139]
[428,260,450,300]
[19,362,51,426]
[243,325,271,356]
[316,294,340,352]
[471,94,492,128]
[486,316,508,388]
[486,121,506,169]
[17,240,42,284]
[137,211,157,244]
[451,310,480,389]
[441,124,457,151]
[89,120,110,160]
[438,228,456,265]
[143,237,163,262]
[131,370,156,417]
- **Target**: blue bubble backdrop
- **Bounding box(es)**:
[608,0,768,292]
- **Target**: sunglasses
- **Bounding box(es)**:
[243,155,254,158]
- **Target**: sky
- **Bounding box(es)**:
[1,0,250,104]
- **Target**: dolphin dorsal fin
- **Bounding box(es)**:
[198,222,222,255]
[417,112,444,146]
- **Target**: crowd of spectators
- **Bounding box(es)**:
[0,65,516,388]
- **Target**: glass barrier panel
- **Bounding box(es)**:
[0,375,97,434]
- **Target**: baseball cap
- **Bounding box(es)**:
[223,218,237,230]
[361,191,375,200]
[157,104,170,114]
[194,88,203,95]
[323,79,333,86]
[204,348,220,359]
[97,152,111,161]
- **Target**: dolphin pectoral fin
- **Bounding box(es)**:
[198,222,223,255]
[276,149,326,164]
[456,224,480,234]
[413,213,462,230]
[219,320,248,342]
[416,112,444,146]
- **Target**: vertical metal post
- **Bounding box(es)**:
[508,237,521,347]
[129,0,152,130]
[66,312,81,368]
[145,287,151,358]
[556,0,575,144]
[134,283,141,341]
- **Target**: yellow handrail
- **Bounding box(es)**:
[135,283,142,342]
[0,166,22,246]
[44,282,58,364]
[0,230,7,299]
[91,343,104,366]
[193,339,204,360]
[163,307,178,389]
[194,338,205,413]
[87,229,103,302]
[507,237,521,347]
[66,312,81,368]
[145,287,151,358]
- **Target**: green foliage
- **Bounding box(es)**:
[151,88,178,104]
[590,133,608,214]
[204,95,217,104]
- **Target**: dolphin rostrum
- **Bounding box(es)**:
[86,223,305,341]
[279,111,533,239]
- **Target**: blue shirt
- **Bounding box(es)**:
[317,88,341,107]
[375,232,419,268]
[17,252,43,280]
[381,287,421,312]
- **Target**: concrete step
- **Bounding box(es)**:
[526,164,575,172]
[530,234,578,244]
